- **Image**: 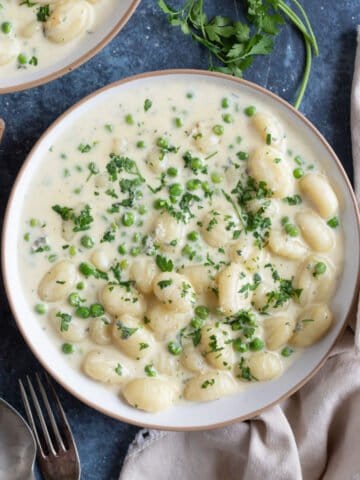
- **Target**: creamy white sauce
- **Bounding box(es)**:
[18,79,343,412]
[0,0,114,79]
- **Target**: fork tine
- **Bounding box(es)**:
[19,379,45,458]
[35,373,66,453]
[26,375,57,456]
[44,374,76,447]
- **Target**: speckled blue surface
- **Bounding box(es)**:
[0,1,359,478]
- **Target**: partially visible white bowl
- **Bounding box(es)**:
[0,0,139,94]
[2,70,360,430]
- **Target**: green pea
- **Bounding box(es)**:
[30,218,38,227]
[132,232,141,242]
[222,113,233,124]
[125,114,134,125]
[156,137,168,149]
[314,262,327,276]
[244,105,256,117]
[187,231,199,242]
[281,346,294,357]
[167,167,178,177]
[281,216,290,226]
[120,259,128,269]
[186,179,201,191]
[190,317,204,329]
[327,216,339,228]
[68,292,83,307]
[118,244,127,255]
[190,157,203,170]
[90,303,105,317]
[236,151,249,161]
[76,281,85,290]
[17,53,27,65]
[221,97,229,108]
[75,306,90,319]
[1,21,11,34]
[249,338,264,351]
[201,181,211,193]
[136,140,146,149]
[79,262,95,277]
[130,247,141,257]
[167,341,183,355]
[120,260,129,270]
[182,244,193,257]
[211,172,222,184]
[154,198,166,209]
[122,212,135,227]
[35,304,47,315]
[284,223,299,237]
[169,183,183,197]
[175,117,183,128]
[69,245,77,256]
[144,364,157,377]
[212,124,224,136]
[24,232,30,241]
[194,305,209,320]
[62,343,74,354]
[138,205,147,215]
[293,167,304,179]
[80,235,94,249]
[233,338,248,353]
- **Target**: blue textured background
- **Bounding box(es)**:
[0,1,359,478]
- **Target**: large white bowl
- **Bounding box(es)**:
[0,0,139,94]
[3,70,360,430]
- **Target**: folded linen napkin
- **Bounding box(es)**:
[119,30,360,480]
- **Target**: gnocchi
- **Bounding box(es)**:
[123,378,179,412]
[249,146,294,198]
[0,0,111,79]
[299,174,339,218]
[296,210,334,252]
[290,304,333,347]
[83,350,128,384]
[22,80,343,413]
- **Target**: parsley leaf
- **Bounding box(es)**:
[156,254,174,272]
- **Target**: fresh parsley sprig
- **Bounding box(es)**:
[158,0,318,109]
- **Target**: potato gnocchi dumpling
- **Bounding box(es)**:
[296,210,334,252]
[1,0,112,80]
[23,83,343,413]
[184,371,237,402]
[153,272,196,312]
[218,264,253,315]
[38,261,77,302]
[123,378,180,412]
[100,284,146,318]
[249,146,294,198]
[299,174,339,218]
[247,352,283,381]
[45,1,94,44]
[290,304,333,347]
[112,314,155,359]
[83,350,129,384]
[200,324,234,370]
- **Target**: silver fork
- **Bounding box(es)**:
[19,373,81,480]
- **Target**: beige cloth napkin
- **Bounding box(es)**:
[119,30,360,480]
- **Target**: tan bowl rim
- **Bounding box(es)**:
[2,69,360,431]
[0,0,140,94]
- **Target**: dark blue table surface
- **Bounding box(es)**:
[0,1,359,478]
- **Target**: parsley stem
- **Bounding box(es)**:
[294,39,312,110]
[290,0,319,56]
[221,189,245,227]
